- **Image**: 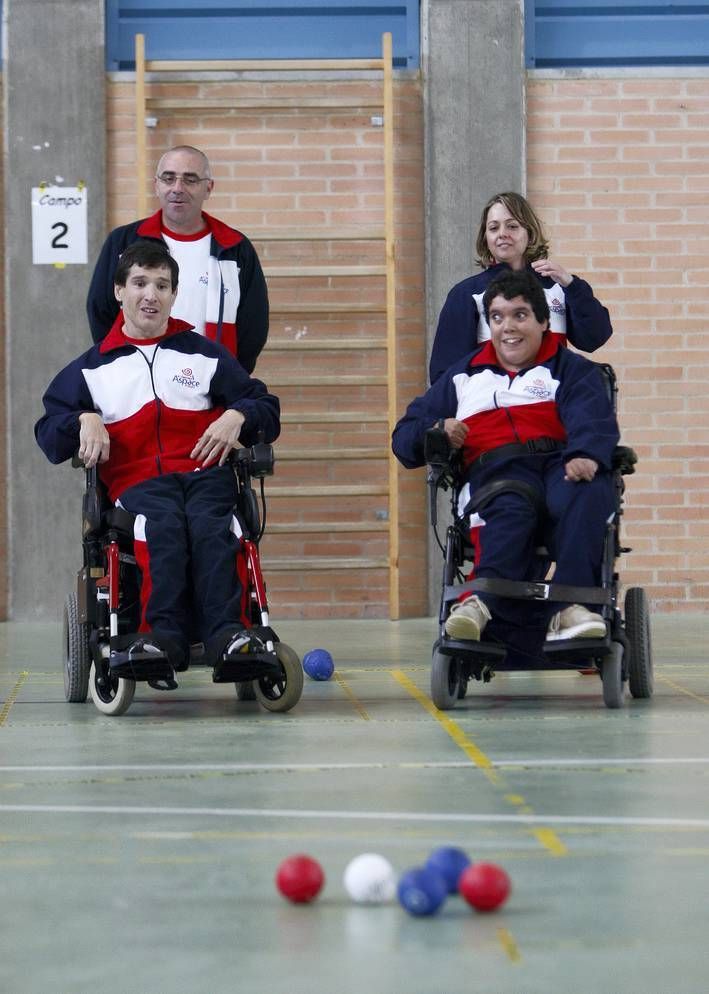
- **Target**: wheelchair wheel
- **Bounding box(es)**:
[601,641,625,709]
[89,662,136,716]
[431,646,464,710]
[63,592,90,703]
[625,587,654,699]
[235,681,257,701]
[252,642,303,713]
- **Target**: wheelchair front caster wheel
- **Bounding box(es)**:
[252,642,303,713]
[89,662,136,716]
[235,681,257,701]
[601,642,625,710]
[431,646,464,710]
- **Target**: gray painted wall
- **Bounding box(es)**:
[421,0,525,610]
[4,0,106,619]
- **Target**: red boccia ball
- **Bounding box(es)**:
[276,855,325,904]
[459,862,510,912]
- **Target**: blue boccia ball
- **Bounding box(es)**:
[397,866,448,917]
[425,846,471,894]
[302,648,335,681]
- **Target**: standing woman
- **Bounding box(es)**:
[429,192,613,383]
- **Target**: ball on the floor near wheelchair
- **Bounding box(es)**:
[397,866,448,916]
[458,862,510,912]
[275,854,325,903]
[343,853,397,904]
[302,648,334,681]
[425,845,471,893]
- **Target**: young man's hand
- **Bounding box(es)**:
[442,418,468,449]
[564,457,598,482]
[191,409,246,467]
[78,413,110,467]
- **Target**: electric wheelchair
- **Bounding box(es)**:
[427,365,653,711]
[62,441,303,716]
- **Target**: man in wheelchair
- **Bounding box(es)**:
[35,240,280,684]
[393,269,620,651]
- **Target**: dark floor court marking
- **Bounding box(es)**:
[657,673,709,705]
[0,671,28,726]
[334,671,371,719]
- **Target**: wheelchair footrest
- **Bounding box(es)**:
[543,635,609,655]
[438,636,507,663]
[212,651,283,684]
[109,649,175,683]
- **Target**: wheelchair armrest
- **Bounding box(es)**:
[82,473,104,537]
[612,445,637,475]
[424,427,452,468]
[235,442,274,479]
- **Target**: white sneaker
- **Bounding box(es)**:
[444,596,491,641]
[547,604,606,641]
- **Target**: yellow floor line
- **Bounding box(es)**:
[531,827,568,856]
[392,670,498,780]
[657,674,709,706]
[497,927,521,963]
[0,672,29,727]
[334,672,370,720]
[392,669,568,857]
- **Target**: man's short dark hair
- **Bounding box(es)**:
[114,240,179,291]
[482,270,550,326]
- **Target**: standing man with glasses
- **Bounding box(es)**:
[86,145,268,372]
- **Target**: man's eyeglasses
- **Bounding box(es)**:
[156,172,211,187]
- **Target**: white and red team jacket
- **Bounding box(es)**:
[35,315,280,503]
[393,333,619,480]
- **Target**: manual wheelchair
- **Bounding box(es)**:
[427,365,653,711]
[62,441,303,716]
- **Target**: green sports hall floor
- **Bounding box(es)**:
[1,614,708,994]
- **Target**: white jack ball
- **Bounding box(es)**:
[343,853,397,904]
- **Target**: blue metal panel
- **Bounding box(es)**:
[105,0,419,69]
[527,0,709,66]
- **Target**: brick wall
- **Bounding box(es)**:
[106,72,427,619]
[527,75,709,612]
[3,71,707,619]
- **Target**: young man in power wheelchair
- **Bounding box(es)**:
[35,240,303,715]
[392,270,652,710]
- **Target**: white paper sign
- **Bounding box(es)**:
[31,185,88,265]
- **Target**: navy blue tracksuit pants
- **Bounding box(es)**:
[468,452,615,634]
[118,465,246,655]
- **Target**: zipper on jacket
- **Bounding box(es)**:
[493,375,523,444]
[135,346,164,475]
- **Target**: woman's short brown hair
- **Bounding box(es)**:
[474,192,550,269]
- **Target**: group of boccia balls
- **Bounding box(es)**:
[276,847,510,916]
[296,654,511,913]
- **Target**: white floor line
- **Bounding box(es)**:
[2,803,709,829]
[2,757,709,773]
[492,757,709,767]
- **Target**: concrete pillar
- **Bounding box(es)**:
[421,0,526,610]
[3,0,106,619]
